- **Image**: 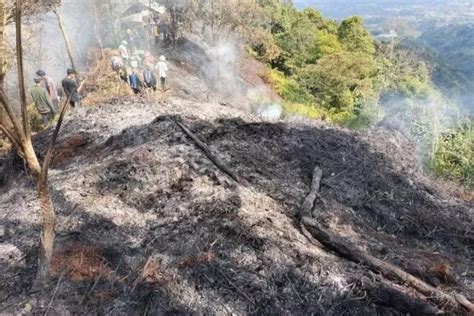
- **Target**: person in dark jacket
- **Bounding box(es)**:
[30,77,55,125]
[61,68,81,107]
[143,66,157,91]
[129,68,143,95]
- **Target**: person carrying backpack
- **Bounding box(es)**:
[129,68,143,95]
[143,67,157,91]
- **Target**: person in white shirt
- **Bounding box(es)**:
[118,41,130,65]
[156,55,169,92]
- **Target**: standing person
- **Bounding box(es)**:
[126,28,140,49]
[156,55,168,92]
[129,48,142,69]
[30,77,55,126]
[111,54,123,72]
[143,66,157,91]
[129,68,143,95]
[61,69,81,108]
[119,40,130,65]
[153,17,161,48]
[118,66,129,85]
[159,20,168,44]
[36,70,60,112]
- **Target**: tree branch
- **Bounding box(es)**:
[53,6,76,70]
[172,116,246,184]
[0,122,21,150]
[40,98,70,184]
[0,87,26,144]
[299,166,322,218]
[40,80,85,184]
[15,0,30,139]
[299,166,474,314]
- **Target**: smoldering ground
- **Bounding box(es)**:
[0,95,472,314]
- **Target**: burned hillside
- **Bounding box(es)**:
[2,0,474,314]
[0,94,472,314]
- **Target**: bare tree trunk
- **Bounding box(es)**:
[15,0,29,139]
[88,0,103,58]
[1,85,59,286]
[53,7,76,70]
[0,0,7,83]
[36,182,55,282]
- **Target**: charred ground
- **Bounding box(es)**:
[0,91,472,314]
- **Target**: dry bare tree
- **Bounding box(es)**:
[162,0,192,45]
[88,0,103,58]
[188,0,264,44]
[0,0,75,286]
[52,4,76,70]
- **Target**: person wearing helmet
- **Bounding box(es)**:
[156,55,169,92]
[61,68,81,108]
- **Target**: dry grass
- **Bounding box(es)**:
[132,257,174,290]
[52,133,90,166]
[177,251,217,269]
[49,242,114,282]
[82,49,133,107]
[0,133,12,154]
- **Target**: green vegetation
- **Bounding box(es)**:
[250,1,473,187]
[254,3,381,126]
[432,123,474,188]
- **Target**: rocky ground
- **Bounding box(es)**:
[0,93,472,315]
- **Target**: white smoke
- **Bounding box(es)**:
[377,92,466,165]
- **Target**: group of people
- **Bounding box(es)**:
[29,68,81,126]
[29,29,172,126]
[113,39,169,95]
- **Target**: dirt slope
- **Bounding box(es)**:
[0,93,473,313]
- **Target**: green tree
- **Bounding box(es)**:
[314,31,342,59]
[338,16,375,55]
[298,52,379,112]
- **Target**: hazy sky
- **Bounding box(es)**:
[293,0,470,8]
[292,0,474,19]
[294,0,455,4]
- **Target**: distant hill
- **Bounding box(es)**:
[419,24,474,81]
[416,24,474,112]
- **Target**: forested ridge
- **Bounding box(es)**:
[246,1,473,187]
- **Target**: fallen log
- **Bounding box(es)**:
[299,166,474,314]
[172,117,245,185]
[299,166,322,218]
[360,277,443,315]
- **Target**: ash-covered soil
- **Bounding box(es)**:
[0,96,473,315]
